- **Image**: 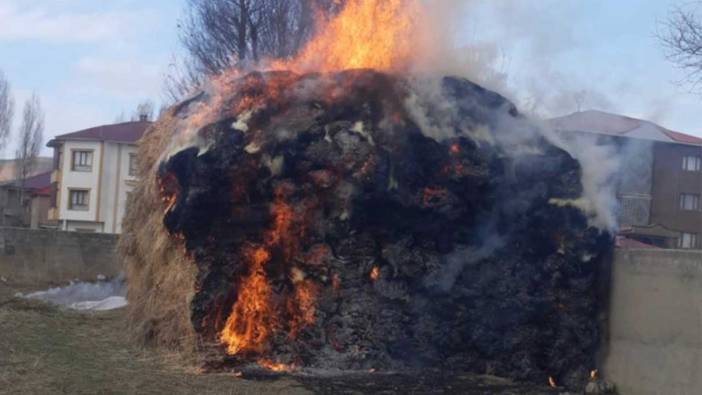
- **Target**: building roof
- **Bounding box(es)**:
[24,171,52,190]
[0,157,52,182]
[0,170,52,196]
[548,110,702,147]
[47,121,152,147]
[615,236,660,249]
[619,223,680,239]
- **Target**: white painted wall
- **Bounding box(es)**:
[58,141,101,226]
[56,140,138,234]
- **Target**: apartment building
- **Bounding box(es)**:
[550,110,702,249]
[46,120,151,234]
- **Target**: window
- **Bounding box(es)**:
[679,232,698,249]
[683,156,702,171]
[72,150,93,172]
[680,193,700,211]
[128,153,137,176]
[68,189,89,211]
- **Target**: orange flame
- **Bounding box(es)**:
[275,0,421,73]
[257,358,295,372]
[288,279,319,338]
[591,369,599,380]
[370,266,380,281]
[220,192,318,357]
[220,247,275,355]
[548,376,556,388]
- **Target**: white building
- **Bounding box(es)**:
[47,120,151,233]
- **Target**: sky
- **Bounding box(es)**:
[0,0,700,158]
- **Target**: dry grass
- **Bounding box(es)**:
[0,284,554,395]
[118,110,198,351]
[0,289,310,395]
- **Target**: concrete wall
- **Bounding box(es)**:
[604,248,702,395]
[0,227,119,284]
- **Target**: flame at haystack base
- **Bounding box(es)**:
[219,192,315,356]
[219,247,274,355]
[257,359,297,373]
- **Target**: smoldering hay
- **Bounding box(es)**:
[120,68,613,388]
[118,0,614,390]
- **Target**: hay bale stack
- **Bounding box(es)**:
[120,69,613,389]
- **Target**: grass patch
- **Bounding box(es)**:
[0,295,309,395]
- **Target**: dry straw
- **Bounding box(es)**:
[118,109,197,352]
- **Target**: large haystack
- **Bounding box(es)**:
[120,69,613,389]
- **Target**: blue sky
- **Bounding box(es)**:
[0,0,184,156]
[0,0,700,157]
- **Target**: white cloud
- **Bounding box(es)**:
[75,57,164,99]
[0,2,151,43]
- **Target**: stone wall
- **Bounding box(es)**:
[0,227,119,284]
[604,248,702,395]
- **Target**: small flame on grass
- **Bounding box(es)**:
[257,359,295,372]
[591,369,599,380]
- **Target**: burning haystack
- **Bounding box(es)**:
[119,0,613,390]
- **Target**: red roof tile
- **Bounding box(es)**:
[615,236,660,249]
[48,121,151,146]
[549,110,702,147]
[662,129,702,145]
[24,171,52,190]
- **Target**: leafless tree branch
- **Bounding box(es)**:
[14,94,44,203]
[132,100,156,122]
[659,4,702,92]
[0,70,14,152]
[164,0,341,103]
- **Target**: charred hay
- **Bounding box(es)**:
[120,69,613,389]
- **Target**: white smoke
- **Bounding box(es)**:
[403,0,623,232]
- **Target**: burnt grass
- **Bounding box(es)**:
[0,283,557,394]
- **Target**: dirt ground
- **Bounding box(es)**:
[0,282,555,395]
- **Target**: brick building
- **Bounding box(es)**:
[550,110,702,249]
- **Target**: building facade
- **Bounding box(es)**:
[551,110,702,249]
[0,170,52,228]
[47,121,150,234]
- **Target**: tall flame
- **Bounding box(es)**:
[220,247,275,355]
[276,0,421,73]
[220,191,318,358]
[218,0,426,365]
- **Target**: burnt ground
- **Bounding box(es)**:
[0,282,558,395]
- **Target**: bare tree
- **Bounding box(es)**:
[163,56,204,103]
[660,5,702,92]
[131,100,156,122]
[15,94,44,205]
[0,70,13,152]
[166,0,340,102]
[115,110,127,123]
